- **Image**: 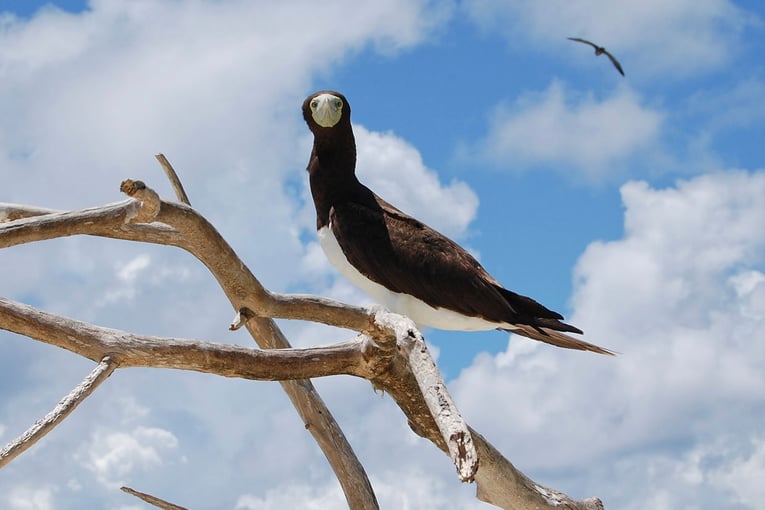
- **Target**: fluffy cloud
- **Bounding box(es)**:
[235,467,487,510]
[462,0,752,77]
[355,125,479,239]
[474,81,662,180]
[712,437,765,507]
[76,426,179,488]
[4,485,57,510]
[452,170,765,507]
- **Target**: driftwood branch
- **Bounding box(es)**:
[0,196,379,510]
[121,486,188,510]
[0,297,376,381]
[0,356,116,468]
[154,153,191,205]
[0,176,604,509]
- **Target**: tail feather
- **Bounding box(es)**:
[506,324,616,356]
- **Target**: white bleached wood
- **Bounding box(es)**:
[0,356,116,468]
[376,310,478,482]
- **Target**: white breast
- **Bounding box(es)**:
[318,225,509,331]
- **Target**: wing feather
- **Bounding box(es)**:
[567,37,598,49]
[604,50,625,76]
[330,192,568,327]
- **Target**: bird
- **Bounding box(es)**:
[567,37,625,76]
[302,90,614,355]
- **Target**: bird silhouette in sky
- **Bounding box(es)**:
[567,37,625,76]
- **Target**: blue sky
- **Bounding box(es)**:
[1,1,764,509]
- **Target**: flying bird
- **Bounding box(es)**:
[302,90,613,355]
[567,37,625,76]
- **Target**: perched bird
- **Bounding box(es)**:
[302,90,613,355]
[567,37,625,76]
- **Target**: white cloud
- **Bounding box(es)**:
[712,437,765,507]
[451,170,765,508]
[686,79,765,133]
[4,485,57,510]
[116,254,151,284]
[76,426,179,488]
[462,0,753,77]
[0,0,452,214]
[475,81,662,180]
[355,125,479,239]
[235,467,487,510]
[235,482,345,510]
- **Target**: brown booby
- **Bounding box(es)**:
[567,37,625,77]
[303,90,613,355]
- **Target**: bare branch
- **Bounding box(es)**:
[121,486,188,510]
[0,297,371,380]
[0,356,116,468]
[154,154,191,205]
[0,204,58,222]
[471,428,604,510]
[380,312,478,482]
[0,199,380,510]
[0,187,606,509]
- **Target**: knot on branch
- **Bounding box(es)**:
[358,307,419,373]
[370,307,420,352]
[120,179,161,223]
[230,308,256,331]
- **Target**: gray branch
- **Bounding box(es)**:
[0,356,116,468]
[121,486,188,510]
[0,185,604,510]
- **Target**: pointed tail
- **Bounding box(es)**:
[507,324,616,356]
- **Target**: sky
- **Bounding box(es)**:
[0,1,764,509]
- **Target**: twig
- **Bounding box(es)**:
[121,486,188,510]
[155,154,191,206]
[0,357,116,468]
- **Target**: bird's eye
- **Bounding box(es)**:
[310,99,318,109]
[334,98,343,109]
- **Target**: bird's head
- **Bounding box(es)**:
[303,91,350,131]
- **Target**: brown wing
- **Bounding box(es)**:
[603,49,625,76]
[567,37,598,50]
[329,191,568,327]
[330,191,614,355]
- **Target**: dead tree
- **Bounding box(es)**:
[0,156,604,510]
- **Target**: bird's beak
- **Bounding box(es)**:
[310,93,343,128]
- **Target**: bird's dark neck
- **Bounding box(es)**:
[308,128,362,229]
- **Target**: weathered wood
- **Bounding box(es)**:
[0,297,371,379]
[0,191,604,510]
[154,153,191,205]
[121,486,189,510]
[1,199,380,510]
[0,356,115,468]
